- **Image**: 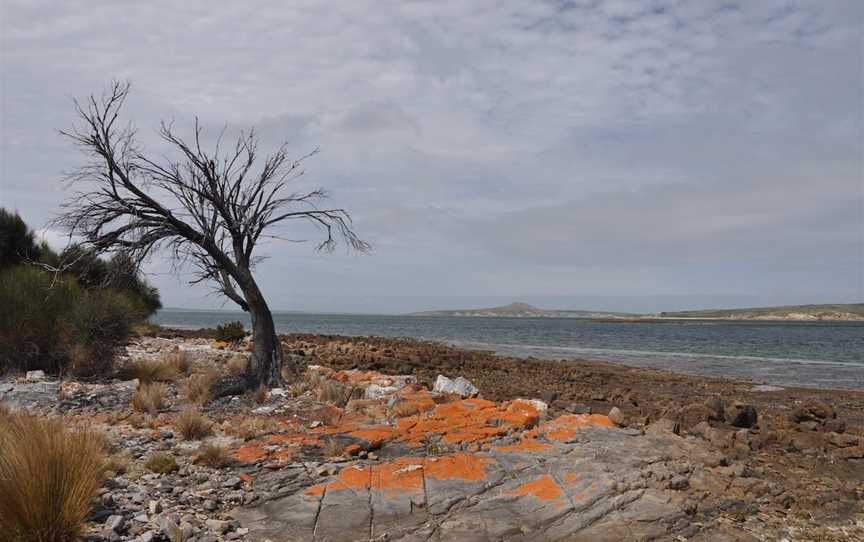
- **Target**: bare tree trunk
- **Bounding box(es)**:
[237,272,297,387]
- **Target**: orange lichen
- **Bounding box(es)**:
[494,439,553,453]
[305,452,496,497]
[563,472,578,482]
[506,474,563,501]
[525,414,614,442]
[423,453,495,482]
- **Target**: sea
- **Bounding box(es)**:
[153,309,864,391]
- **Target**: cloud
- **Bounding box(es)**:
[1,0,861,312]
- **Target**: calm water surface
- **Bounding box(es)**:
[154,310,864,390]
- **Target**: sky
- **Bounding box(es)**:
[1,0,862,314]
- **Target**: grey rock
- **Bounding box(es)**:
[205,519,231,534]
[104,514,125,532]
[433,375,478,397]
[608,406,626,426]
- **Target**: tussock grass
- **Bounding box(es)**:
[226,353,248,376]
[195,442,232,468]
[0,414,105,542]
[144,452,178,474]
[131,382,167,414]
[175,409,212,440]
[120,349,192,383]
[250,384,268,404]
[184,371,217,406]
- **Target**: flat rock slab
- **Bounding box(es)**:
[234,421,711,541]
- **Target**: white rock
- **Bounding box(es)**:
[433,375,478,397]
[364,384,400,400]
[25,370,45,382]
[517,399,548,415]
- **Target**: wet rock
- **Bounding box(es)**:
[433,375,478,397]
[725,402,757,428]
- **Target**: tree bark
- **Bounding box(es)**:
[237,271,297,387]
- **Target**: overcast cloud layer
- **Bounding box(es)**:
[1,0,862,313]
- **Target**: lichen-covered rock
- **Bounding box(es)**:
[433,375,479,397]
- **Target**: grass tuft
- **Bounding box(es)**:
[0,414,105,542]
[131,382,167,414]
[174,409,212,440]
[144,452,178,474]
[184,371,217,406]
[195,442,232,468]
[226,354,248,376]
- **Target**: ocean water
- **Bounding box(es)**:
[153,310,864,390]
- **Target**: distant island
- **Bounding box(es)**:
[410,302,864,321]
[410,302,634,319]
[657,303,864,321]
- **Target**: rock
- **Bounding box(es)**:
[223,476,243,489]
[608,406,626,426]
[647,418,680,435]
[835,446,864,460]
[205,519,231,534]
[364,384,401,400]
[725,402,758,428]
[148,500,162,515]
[679,403,719,428]
[25,370,46,382]
[137,531,156,542]
[790,399,835,423]
[433,375,478,397]
[704,397,726,421]
[209,375,248,399]
[104,515,125,533]
[827,432,859,448]
[668,475,689,490]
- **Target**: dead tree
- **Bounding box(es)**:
[57,82,368,386]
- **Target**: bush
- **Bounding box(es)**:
[0,265,143,376]
[214,321,246,343]
[0,266,79,373]
[0,414,105,541]
[66,289,142,377]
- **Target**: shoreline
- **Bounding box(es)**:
[150,324,864,393]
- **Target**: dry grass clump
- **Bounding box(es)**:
[250,384,268,404]
[227,417,280,441]
[195,442,232,468]
[175,409,212,440]
[120,349,193,383]
[226,353,248,376]
[0,414,105,542]
[144,452,178,474]
[389,401,421,418]
[315,379,351,407]
[131,382,168,414]
[184,371,217,406]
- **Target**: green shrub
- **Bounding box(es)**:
[214,321,246,343]
[0,266,79,373]
[0,265,142,375]
[65,289,142,376]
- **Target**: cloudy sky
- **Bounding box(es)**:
[1,0,862,313]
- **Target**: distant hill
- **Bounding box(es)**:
[409,302,632,319]
[658,303,864,321]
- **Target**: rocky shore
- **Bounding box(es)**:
[1,332,862,541]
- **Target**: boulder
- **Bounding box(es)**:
[790,399,835,423]
[433,375,478,397]
[725,402,758,428]
[608,406,626,426]
[25,370,46,382]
